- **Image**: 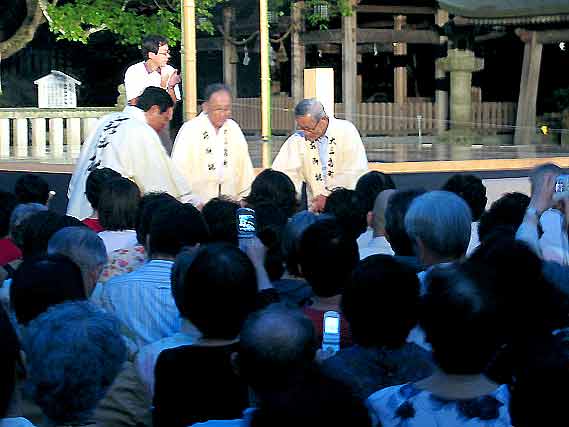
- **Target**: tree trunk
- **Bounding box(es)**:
[0,0,45,60]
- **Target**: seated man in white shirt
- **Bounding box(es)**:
[99,202,209,353]
[171,83,255,203]
[359,189,396,259]
[272,99,369,212]
[67,87,196,220]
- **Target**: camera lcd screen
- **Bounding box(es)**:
[238,214,256,233]
[324,317,339,334]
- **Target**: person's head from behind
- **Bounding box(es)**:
[147,202,210,259]
[237,305,317,394]
[371,189,397,236]
[202,197,240,245]
[0,191,18,239]
[136,87,174,132]
[172,243,257,339]
[202,83,233,130]
[342,255,420,348]
[24,301,126,425]
[246,169,298,218]
[442,174,487,222]
[421,265,499,375]
[98,177,140,232]
[18,211,83,260]
[323,188,368,240]
[298,219,359,298]
[10,254,86,326]
[85,168,121,213]
[477,192,530,242]
[530,162,562,193]
[135,192,178,245]
[384,189,425,256]
[405,191,472,266]
[355,171,396,215]
[0,305,21,418]
[47,226,107,296]
[9,203,47,247]
[14,174,49,205]
[141,34,170,65]
[254,201,289,282]
[282,211,319,277]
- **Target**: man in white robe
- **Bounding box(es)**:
[272,99,369,212]
[171,83,255,203]
[67,87,195,220]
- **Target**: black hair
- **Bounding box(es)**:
[136,87,174,113]
[298,219,359,298]
[0,191,18,238]
[148,203,210,257]
[14,174,49,205]
[384,189,426,256]
[323,188,368,240]
[477,192,530,242]
[245,169,298,218]
[238,305,317,392]
[135,192,179,245]
[254,201,289,282]
[203,83,232,102]
[141,34,168,59]
[19,211,84,259]
[201,197,240,246]
[342,255,420,348]
[355,171,396,213]
[0,305,20,417]
[281,211,319,277]
[10,254,86,325]
[421,264,500,374]
[98,178,140,231]
[172,243,257,339]
[442,174,487,222]
[85,168,121,211]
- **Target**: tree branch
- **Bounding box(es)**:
[0,0,46,59]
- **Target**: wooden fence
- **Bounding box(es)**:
[0,99,517,161]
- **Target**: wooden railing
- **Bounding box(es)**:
[0,100,517,161]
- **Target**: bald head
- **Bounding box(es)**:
[238,306,317,392]
[372,189,397,236]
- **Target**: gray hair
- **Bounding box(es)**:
[404,190,472,259]
[372,189,397,234]
[9,203,47,247]
[47,226,107,285]
[23,301,126,424]
[294,99,326,122]
[530,162,562,192]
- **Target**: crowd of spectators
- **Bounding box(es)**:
[1,166,569,427]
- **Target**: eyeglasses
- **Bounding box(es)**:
[298,116,327,133]
[157,50,170,56]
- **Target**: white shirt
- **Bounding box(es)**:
[171,113,255,202]
[67,106,194,220]
[98,230,138,255]
[124,61,180,101]
[272,117,369,203]
[359,235,394,260]
[466,221,480,256]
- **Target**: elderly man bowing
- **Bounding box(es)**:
[171,83,255,203]
[272,99,369,212]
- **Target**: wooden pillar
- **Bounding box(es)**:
[342,0,357,121]
[291,2,306,105]
[222,7,237,95]
[514,32,542,145]
[393,15,407,104]
[435,9,449,135]
[304,68,334,117]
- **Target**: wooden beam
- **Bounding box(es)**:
[357,5,436,15]
[301,29,440,45]
[291,2,305,105]
[222,7,237,95]
[342,0,358,121]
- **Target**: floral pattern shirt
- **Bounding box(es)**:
[99,244,146,283]
[367,383,511,427]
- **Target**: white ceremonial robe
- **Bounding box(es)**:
[67,106,194,220]
[272,117,369,202]
[171,113,255,202]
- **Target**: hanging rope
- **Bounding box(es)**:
[216,24,294,46]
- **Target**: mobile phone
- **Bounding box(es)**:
[554,175,569,200]
[322,311,340,354]
[236,207,256,239]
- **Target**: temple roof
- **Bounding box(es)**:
[439,0,569,19]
